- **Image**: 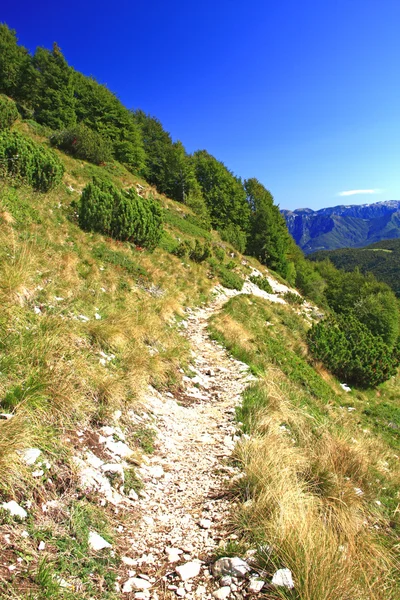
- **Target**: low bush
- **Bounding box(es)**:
[307,314,400,387]
[173,239,211,262]
[0,130,64,191]
[283,290,304,305]
[50,123,113,165]
[249,274,273,293]
[0,95,19,130]
[79,178,163,250]
[213,246,226,262]
[218,267,244,291]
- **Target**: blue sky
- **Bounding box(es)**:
[2,0,400,210]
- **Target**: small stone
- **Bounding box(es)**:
[176,561,201,581]
[199,518,212,529]
[212,587,231,599]
[212,557,251,579]
[271,568,294,589]
[122,577,151,593]
[2,501,27,520]
[21,448,41,465]
[121,556,136,566]
[32,470,44,478]
[88,531,112,551]
[176,588,186,597]
[220,576,232,586]
[128,489,139,501]
[21,530,29,538]
[248,577,265,592]
[38,541,45,551]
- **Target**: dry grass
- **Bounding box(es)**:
[233,378,398,599]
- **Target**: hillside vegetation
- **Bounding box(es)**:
[309,238,400,297]
[0,21,399,600]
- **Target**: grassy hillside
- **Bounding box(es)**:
[309,238,400,297]
[210,296,400,599]
[0,122,399,599]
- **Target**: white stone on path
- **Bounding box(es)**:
[176,561,201,581]
[271,568,294,589]
[88,531,112,551]
[2,501,27,519]
[212,587,231,599]
[199,518,212,529]
[122,577,151,592]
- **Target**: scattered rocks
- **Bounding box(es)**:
[248,577,265,592]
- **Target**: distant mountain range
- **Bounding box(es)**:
[308,238,400,297]
[281,200,400,254]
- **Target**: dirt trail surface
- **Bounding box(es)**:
[120,287,255,599]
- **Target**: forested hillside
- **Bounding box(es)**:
[309,238,400,297]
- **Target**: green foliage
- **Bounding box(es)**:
[79,178,115,236]
[249,275,273,293]
[245,177,292,277]
[163,208,212,240]
[218,267,244,290]
[173,239,211,262]
[283,290,304,305]
[0,94,18,129]
[50,123,112,164]
[91,244,148,279]
[355,291,399,348]
[74,72,145,173]
[213,246,226,262]
[0,130,64,191]
[0,24,31,100]
[295,258,326,304]
[219,223,247,253]
[307,314,400,388]
[309,238,400,298]
[192,149,250,247]
[79,178,163,249]
[31,44,76,129]
[184,188,211,230]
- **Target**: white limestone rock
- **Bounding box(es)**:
[212,587,231,599]
[88,531,112,551]
[271,568,294,589]
[2,501,27,520]
[122,577,151,592]
[21,448,41,465]
[176,561,201,581]
[248,577,265,592]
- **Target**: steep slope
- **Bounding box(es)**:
[282,200,400,253]
[309,238,400,297]
[0,124,399,600]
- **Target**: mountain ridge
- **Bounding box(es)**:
[282,199,400,253]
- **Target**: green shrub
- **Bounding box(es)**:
[0,130,64,191]
[249,275,273,293]
[219,223,247,253]
[307,314,400,388]
[50,123,113,165]
[0,95,18,130]
[218,267,244,291]
[79,178,163,250]
[173,239,211,262]
[283,291,304,305]
[213,246,226,262]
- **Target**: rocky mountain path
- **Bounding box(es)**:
[119,287,256,599]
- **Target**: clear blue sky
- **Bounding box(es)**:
[2,0,400,210]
